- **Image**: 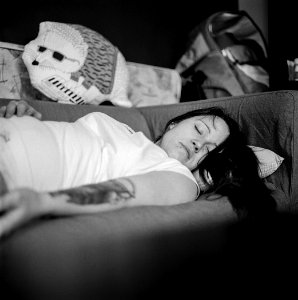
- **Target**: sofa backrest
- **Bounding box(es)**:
[9,99,153,140]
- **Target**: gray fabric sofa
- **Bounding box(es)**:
[1,90,298,299]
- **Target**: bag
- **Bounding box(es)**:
[176,10,269,101]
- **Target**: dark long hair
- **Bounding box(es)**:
[199,139,276,218]
[162,106,276,219]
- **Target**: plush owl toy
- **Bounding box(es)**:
[22,21,131,107]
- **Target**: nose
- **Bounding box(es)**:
[192,140,201,153]
[32,60,39,66]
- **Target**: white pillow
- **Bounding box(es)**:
[248,146,284,178]
[194,146,284,192]
[22,21,131,107]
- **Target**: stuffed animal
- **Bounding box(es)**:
[22,21,131,107]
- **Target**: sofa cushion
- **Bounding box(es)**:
[0,196,236,299]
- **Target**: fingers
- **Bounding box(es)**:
[0,191,23,239]
[0,208,23,239]
[0,106,7,118]
[29,109,42,120]
[0,189,44,238]
[0,100,17,118]
[17,100,42,119]
[0,100,42,119]
[15,100,27,117]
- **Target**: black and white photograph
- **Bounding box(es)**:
[0,1,297,299]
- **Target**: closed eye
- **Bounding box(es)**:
[195,125,202,135]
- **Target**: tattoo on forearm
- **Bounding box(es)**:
[49,179,136,206]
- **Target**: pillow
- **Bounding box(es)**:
[249,146,284,178]
[22,21,131,107]
[127,62,182,107]
[194,146,284,192]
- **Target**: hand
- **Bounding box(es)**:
[0,188,46,238]
[0,100,42,119]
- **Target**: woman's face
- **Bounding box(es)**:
[158,115,230,170]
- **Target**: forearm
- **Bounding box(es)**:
[0,179,135,238]
[43,178,136,216]
[0,172,197,238]
[42,171,198,216]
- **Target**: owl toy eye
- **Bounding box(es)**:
[52,51,65,61]
[38,46,47,52]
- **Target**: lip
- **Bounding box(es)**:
[179,142,190,159]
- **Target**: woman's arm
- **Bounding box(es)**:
[0,171,198,238]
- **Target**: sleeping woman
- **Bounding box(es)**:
[0,100,276,238]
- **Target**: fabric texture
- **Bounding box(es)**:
[249,145,284,178]
[22,22,131,107]
[176,11,269,100]
[0,42,48,101]
[127,62,181,106]
[0,113,197,195]
[0,41,182,107]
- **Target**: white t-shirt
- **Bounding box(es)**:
[0,112,198,192]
